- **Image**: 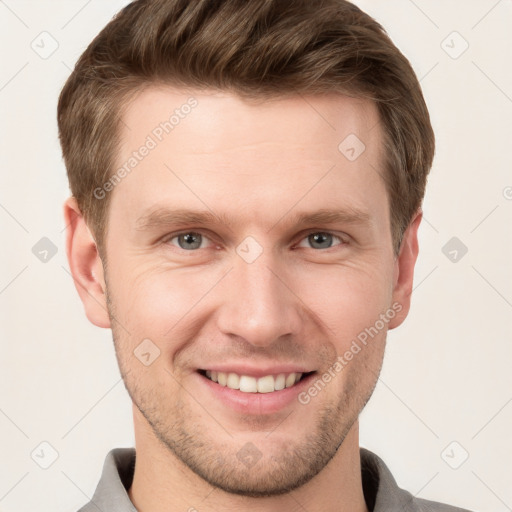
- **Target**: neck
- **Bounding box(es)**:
[128,408,368,512]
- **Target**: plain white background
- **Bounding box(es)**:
[0,1,511,511]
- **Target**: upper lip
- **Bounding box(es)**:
[198,364,315,378]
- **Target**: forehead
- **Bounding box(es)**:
[119,86,381,155]
[109,86,386,231]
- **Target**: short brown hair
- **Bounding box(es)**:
[58,0,435,259]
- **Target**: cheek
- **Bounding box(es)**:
[298,261,393,337]
[114,263,217,337]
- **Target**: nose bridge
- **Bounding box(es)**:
[216,243,301,347]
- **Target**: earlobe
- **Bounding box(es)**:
[63,196,111,328]
[388,209,422,330]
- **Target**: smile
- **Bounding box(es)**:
[199,370,314,394]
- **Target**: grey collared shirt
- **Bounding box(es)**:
[77,447,473,511]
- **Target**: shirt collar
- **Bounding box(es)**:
[85,447,137,512]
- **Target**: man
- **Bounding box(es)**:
[58,0,473,510]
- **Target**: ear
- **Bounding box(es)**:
[63,196,111,328]
[388,209,422,330]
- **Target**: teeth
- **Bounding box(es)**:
[274,374,286,391]
[204,371,305,393]
[227,372,240,389]
[217,371,227,386]
[285,373,296,388]
[257,375,275,393]
[239,375,258,392]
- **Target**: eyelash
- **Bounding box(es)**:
[161,230,348,252]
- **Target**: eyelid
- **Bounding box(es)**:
[161,229,217,248]
[293,230,348,249]
[162,229,348,251]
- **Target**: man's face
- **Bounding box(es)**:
[82,87,415,496]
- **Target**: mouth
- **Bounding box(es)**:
[197,369,316,394]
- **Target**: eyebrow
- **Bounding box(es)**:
[135,206,371,233]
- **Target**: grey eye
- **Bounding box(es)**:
[296,232,344,250]
[174,232,203,250]
[307,232,335,249]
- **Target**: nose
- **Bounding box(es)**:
[215,247,303,348]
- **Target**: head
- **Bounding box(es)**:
[60,0,434,498]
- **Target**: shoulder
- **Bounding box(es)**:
[360,447,475,512]
[75,447,137,512]
[414,496,475,512]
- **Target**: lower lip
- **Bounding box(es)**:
[196,371,317,415]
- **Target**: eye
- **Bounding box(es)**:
[162,230,347,252]
[165,231,212,251]
[296,231,346,250]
